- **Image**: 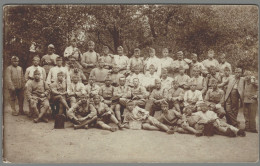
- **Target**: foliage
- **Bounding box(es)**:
[4,5,258,72]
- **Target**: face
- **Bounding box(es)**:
[149,50,155,57]
[155,81,161,89]
[12,60,19,67]
[89,79,94,85]
[211,81,217,89]
[179,69,185,74]
[117,48,123,55]
[88,43,95,51]
[34,73,40,80]
[190,84,197,91]
[56,60,62,66]
[126,103,135,112]
[48,48,54,54]
[105,80,111,86]
[220,57,225,63]
[149,66,155,74]
[184,108,192,116]
[93,97,100,104]
[173,82,179,89]
[193,70,199,77]
[224,69,230,76]
[161,73,167,79]
[134,50,140,58]
[133,79,139,87]
[69,58,76,67]
[112,66,119,73]
[119,78,126,86]
[210,68,216,75]
[32,59,40,66]
[99,62,104,68]
[57,75,64,82]
[72,41,77,47]
[72,76,79,84]
[103,48,109,54]
[177,54,183,60]
[235,70,242,78]
[162,49,169,57]
[161,105,168,112]
[200,106,208,113]
[192,55,197,62]
[134,68,140,74]
[208,52,214,59]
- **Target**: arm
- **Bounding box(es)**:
[50,83,60,95]
[24,68,30,82]
[42,68,47,81]
[80,54,88,68]
[5,67,14,90]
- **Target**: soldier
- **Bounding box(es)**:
[190,66,207,94]
[113,76,130,122]
[85,75,100,99]
[49,71,70,115]
[218,53,232,77]
[160,68,174,92]
[145,79,168,116]
[167,79,185,112]
[98,75,115,109]
[218,68,245,127]
[89,57,110,87]
[183,79,203,112]
[6,56,24,115]
[27,69,50,123]
[243,71,258,133]
[67,96,97,129]
[41,44,59,75]
[202,49,220,73]
[67,75,86,107]
[127,48,144,73]
[204,78,226,118]
[110,63,124,87]
[144,48,162,75]
[120,78,148,109]
[81,41,100,79]
[123,101,175,134]
[189,53,207,77]
[100,46,113,70]
[46,57,70,85]
[204,65,222,94]
[113,46,129,74]
[160,48,174,73]
[142,64,160,93]
[25,56,46,82]
[64,39,82,62]
[220,66,232,93]
[90,95,123,132]
[174,66,190,90]
[126,65,145,87]
[172,51,189,76]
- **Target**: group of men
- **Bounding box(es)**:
[5,40,258,137]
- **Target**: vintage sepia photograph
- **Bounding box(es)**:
[2,4,259,163]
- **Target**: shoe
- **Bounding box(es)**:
[166,130,175,134]
[33,118,39,123]
[74,125,79,130]
[110,127,118,132]
[71,118,80,125]
[42,117,49,123]
[225,128,236,137]
[237,129,246,137]
[118,123,124,130]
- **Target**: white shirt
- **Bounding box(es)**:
[24,66,46,82]
[46,66,71,85]
[184,90,203,106]
[144,56,162,75]
[64,46,81,60]
[113,54,129,70]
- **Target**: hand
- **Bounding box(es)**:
[40,93,45,98]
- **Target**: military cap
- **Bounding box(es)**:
[134,48,140,52]
[154,78,161,83]
[11,56,19,61]
[56,56,63,61]
[176,51,184,56]
[172,79,179,84]
[57,71,65,76]
[193,66,200,71]
[179,65,185,70]
[224,66,231,71]
[103,46,109,49]
[48,44,55,49]
[235,68,242,73]
[220,53,226,58]
[161,68,168,74]
[210,78,218,84]
[117,46,123,50]
[88,41,95,45]
[196,101,208,108]
[208,49,215,54]
[98,57,105,63]
[33,69,40,75]
[149,47,155,53]
[89,75,96,80]
[189,78,197,86]
[191,53,198,57]
[149,64,155,69]
[93,94,101,99]
[32,56,40,61]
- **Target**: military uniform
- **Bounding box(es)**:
[67,81,86,107]
[167,87,185,112]
[81,51,100,79]
[205,88,225,118]
[46,66,70,85]
[183,89,203,109]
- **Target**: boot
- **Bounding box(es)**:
[10,100,18,116]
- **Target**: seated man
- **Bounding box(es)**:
[126,65,145,87]
[167,79,185,112]
[204,78,226,118]
[204,65,222,92]
[145,79,168,116]
[85,75,100,100]
[49,71,70,115]
[120,78,148,109]
[193,102,245,137]
[99,75,115,109]
[110,63,124,87]
[90,95,123,132]
[113,76,130,123]
[174,66,190,90]
[190,66,207,94]
[183,79,203,112]
[160,68,174,91]
[27,69,50,123]
[123,101,175,134]
[157,100,182,127]
[67,96,97,129]
[67,75,86,107]
[142,64,160,93]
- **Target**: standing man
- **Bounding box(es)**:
[218,68,245,127]
[6,56,24,115]
[218,53,232,77]
[64,39,82,62]
[100,46,113,70]
[172,51,189,76]
[25,56,46,82]
[41,44,59,75]
[189,53,206,77]
[202,49,220,73]
[144,48,161,75]
[113,46,129,74]
[81,41,100,80]
[127,48,144,73]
